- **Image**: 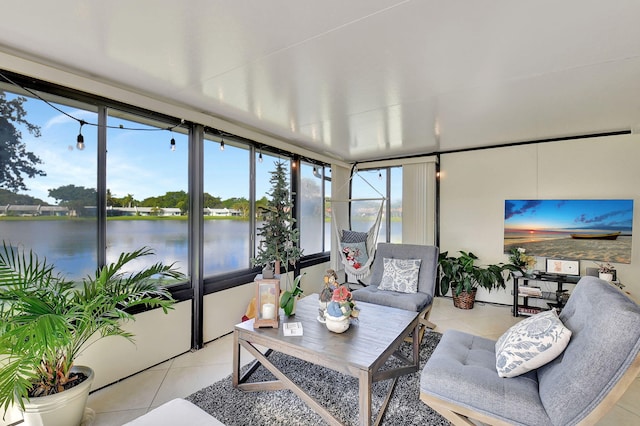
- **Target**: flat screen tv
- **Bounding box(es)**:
[504,199,633,264]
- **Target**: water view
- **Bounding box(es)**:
[1,217,401,280]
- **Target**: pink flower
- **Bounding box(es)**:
[332,285,351,302]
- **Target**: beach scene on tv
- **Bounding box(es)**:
[504,199,633,264]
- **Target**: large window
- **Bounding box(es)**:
[1,74,331,291]
[203,134,250,276]
[350,167,402,243]
[105,111,189,277]
[299,162,325,254]
[0,86,98,279]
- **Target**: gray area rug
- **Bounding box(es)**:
[186,331,449,426]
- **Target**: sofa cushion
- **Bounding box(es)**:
[352,285,432,312]
[495,309,571,378]
[378,258,421,293]
[420,330,552,425]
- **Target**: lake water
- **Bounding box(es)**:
[0,219,335,279]
[1,218,399,279]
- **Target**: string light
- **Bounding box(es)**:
[258,150,263,163]
[378,169,382,180]
[220,136,225,151]
[76,120,85,150]
[170,138,176,151]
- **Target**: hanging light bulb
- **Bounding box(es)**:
[76,120,85,151]
[170,138,176,151]
[220,138,225,151]
[258,150,263,163]
[378,169,382,180]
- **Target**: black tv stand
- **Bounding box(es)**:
[512,272,581,317]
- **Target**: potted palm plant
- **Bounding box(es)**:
[438,251,510,309]
[0,242,183,426]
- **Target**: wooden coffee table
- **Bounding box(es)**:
[232,293,420,426]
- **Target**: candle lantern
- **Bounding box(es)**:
[253,278,280,328]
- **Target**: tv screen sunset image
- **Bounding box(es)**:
[504,199,633,264]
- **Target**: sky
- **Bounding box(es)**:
[504,199,634,232]
[9,90,283,204]
[7,88,400,206]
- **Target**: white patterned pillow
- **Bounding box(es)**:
[378,258,422,293]
[495,309,572,378]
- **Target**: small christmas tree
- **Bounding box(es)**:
[252,160,303,275]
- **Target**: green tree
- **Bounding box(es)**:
[0,189,47,206]
[203,193,222,208]
[48,184,96,217]
[232,199,250,217]
[251,161,302,273]
[0,91,45,192]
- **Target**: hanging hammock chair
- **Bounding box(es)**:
[329,167,386,281]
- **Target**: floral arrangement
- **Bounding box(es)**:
[508,247,536,273]
[326,285,359,319]
[342,246,362,269]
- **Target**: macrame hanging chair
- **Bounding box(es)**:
[329,167,386,281]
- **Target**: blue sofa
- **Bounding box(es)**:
[420,276,640,425]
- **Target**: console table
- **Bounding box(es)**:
[512,272,581,317]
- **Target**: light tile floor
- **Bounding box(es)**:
[88,297,640,425]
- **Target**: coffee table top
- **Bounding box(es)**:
[235,293,418,374]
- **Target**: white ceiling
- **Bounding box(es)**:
[2,0,640,163]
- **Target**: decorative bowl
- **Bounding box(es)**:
[324,313,350,333]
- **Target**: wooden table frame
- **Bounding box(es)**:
[232,294,420,426]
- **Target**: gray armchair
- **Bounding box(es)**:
[420,276,640,425]
[351,243,439,343]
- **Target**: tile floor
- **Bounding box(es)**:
[88,297,640,425]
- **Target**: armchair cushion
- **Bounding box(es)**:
[352,243,438,312]
[341,229,368,243]
[379,258,422,293]
[495,309,572,378]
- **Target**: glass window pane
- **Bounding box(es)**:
[0,87,98,279]
[299,162,323,254]
[106,112,188,279]
[324,168,332,251]
[350,169,387,242]
[390,166,402,243]
[255,153,291,264]
[203,136,250,275]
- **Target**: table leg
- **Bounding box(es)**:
[232,331,240,387]
[359,370,372,426]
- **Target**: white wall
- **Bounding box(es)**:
[440,133,640,304]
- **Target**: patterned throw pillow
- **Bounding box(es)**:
[341,229,368,243]
[339,241,368,269]
[495,309,572,378]
[378,258,422,293]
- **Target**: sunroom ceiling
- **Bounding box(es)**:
[2,1,640,162]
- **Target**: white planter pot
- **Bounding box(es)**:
[21,366,94,426]
[599,272,614,282]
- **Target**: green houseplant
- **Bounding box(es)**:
[0,243,183,426]
[438,251,509,309]
[279,273,305,316]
